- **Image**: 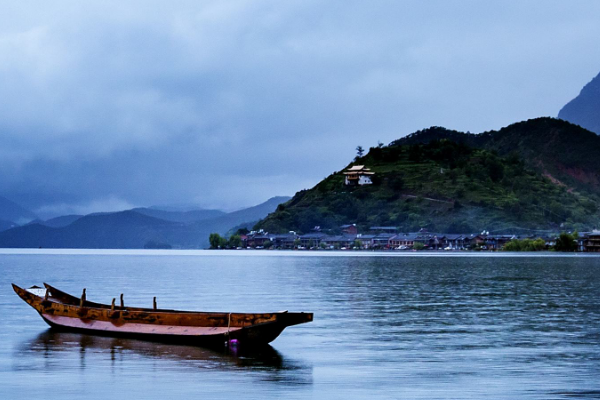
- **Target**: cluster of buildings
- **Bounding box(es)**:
[240,225,600,252]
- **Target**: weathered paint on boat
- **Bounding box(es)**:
[12,283,313,347]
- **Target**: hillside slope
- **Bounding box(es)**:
[396,118,600,197]
[257,119,600,234]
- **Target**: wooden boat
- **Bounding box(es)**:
[12,283,313,347]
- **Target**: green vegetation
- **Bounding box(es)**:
[503,238,546,251]
[554,232,579,252]
[412,242,425,250]
[396,118,600,201]
[228,234,242,248]
[209,233,227,249]
[209,233,244,249]
[256,128,600,234]
[356,145,365,158]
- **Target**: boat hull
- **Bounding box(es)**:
[12,284,311,347]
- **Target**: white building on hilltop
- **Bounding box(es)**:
[343,165,374,186]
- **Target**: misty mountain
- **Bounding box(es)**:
[0,196,38,224]
[41,215,84,228]
[148,204,213,212]
[131,207,225,223]
[191,196,291,231]
[559,71,600,135]
[0,219,18,232]
[0,196,290,249]
[0,211,182,249]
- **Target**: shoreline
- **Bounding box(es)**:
[0,248,596,257]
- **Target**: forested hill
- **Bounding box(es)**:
[394,118,600,197]
[256,118,600,234]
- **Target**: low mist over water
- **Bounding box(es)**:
[1,251,599,399]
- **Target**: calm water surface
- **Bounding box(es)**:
[1,250,599,399]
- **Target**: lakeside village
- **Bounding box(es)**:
[210,165,600,252]
[211,225,600,252]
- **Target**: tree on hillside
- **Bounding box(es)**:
[235,227,250,235]
[356,145,364,158]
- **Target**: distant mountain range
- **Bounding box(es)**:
[37,215,84,228]
[0,219,18,232]
[0,196,38,225]
[559,71,600,135]
[131,207,225,223]
[257,118,600,234]
[0,196,290,249]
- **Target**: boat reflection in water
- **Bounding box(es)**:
[22,330,313,385]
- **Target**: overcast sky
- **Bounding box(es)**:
[1,1,600,217]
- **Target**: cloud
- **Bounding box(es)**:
[1,1,600,215]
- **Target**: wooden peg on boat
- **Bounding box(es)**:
[80,288,86,307]
[153,296,157,310]
[120,293,124,308]
[111,298,115,311]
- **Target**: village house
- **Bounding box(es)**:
[389,233,418,248]
[299,233,328,248]
[371,233,396,249]
[355,234,376,249]
[414,233,444,250]
[581,230,600,252]
[483,235,516,250]
[343,165,375,186]
[452,234,480,249]
[469,235,487,248]
[245,232,273,248]
[542,235,557,248]
[271,233,298,249]
[340,224,358,235]
[321,235,357,249]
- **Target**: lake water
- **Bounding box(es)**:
[1,250,600,399]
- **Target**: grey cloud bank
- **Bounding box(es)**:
[1,1,599,218]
